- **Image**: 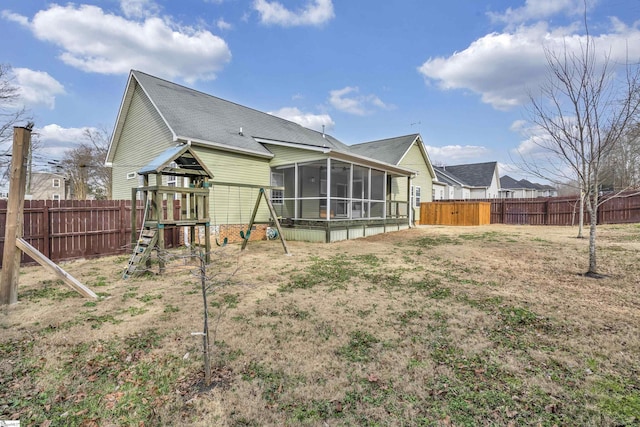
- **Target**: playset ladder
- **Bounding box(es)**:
[123,229,158,278]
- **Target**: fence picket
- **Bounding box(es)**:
[0,199,180,267]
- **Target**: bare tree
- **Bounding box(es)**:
[599,124,640,191]
[59,128,112,200]
[0,64,31,185]
[60,144,92,200]
[523,21,640,276]
[83,127,112,199]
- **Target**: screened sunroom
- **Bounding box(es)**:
[268,158,413,241]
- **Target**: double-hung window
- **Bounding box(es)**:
[271,172,284,205]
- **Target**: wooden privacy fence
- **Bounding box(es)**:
[0,199,181,268]
[420,202,491,226]
[422,192,640,226]
[489,192,640,225]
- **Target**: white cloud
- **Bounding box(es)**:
[254,0,334,27]
[269,107,334,132]
[1,10,29,26]
[426,144,489,163]
[217,18,232,31]
[37,124,91,144]
[510,119,563,162]
[497,162,521,176]
[120,0,160,19]
[328,86,393,116]
[418,21,640,111]
[13,68,65,109]
[488,0,592,26]
[12,4,231,83]
[35,124,96,158]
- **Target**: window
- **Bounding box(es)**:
[52,178,60,188]
[271,171,284,205]
[127,172,137,180]
[52,193,60,200]
[167,175,177,187]
[415,186,421,207]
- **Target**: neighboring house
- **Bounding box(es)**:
[433,162,501,200]
[28,172,69,200]
[433,168,469,200]
[106,70,435,242]
[500,175,557,198]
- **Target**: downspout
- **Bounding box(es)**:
[408,175,416,228]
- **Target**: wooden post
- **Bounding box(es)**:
[240,189,264,251]
[131,188,138,246]
[241,189,290,255]
[1,126,32,305]
[43,202,50,259]
[16,238,96,299]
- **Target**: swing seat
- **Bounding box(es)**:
[240,229,251,240]
[215,237,228,247]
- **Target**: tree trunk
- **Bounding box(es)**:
[200,254,211,386]
[585,193,598,275]
[578,189,585,238]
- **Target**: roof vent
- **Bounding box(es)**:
[322,125,325,139]
[239,127,244,136]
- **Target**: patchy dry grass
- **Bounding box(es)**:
[1,224,639,426]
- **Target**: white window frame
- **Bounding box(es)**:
[52,178,61,188]
[52,193,60,200]
[415,186,421,207]
[127,172,137,180]
[271,171,284,205]
[167,175,177,187]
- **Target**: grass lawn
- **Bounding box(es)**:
[1,224,639,426]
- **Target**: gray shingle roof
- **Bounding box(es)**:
[499,175,522,189]
[349,134,419,165]
[434,169,462,186]
[132,70,349,156]
[500,175,556,191]
[435,162,497,187]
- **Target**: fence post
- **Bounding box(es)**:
[1,126,31,305]
[545,198,549,225]
[43,202,50,259]
[119,201,126,249]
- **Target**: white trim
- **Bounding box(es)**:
[185,138,274,159]
[396,135,437,179]
[330,150,415,177]
[255,137,332,153]
[127,171,137,179]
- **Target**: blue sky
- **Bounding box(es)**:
[1,0,639,179]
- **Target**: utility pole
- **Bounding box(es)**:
[1,125,32,305]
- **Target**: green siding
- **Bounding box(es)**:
[193,147,271,224]
[266,144,328,167]
[399,143,434,221]
[111,85,174,199]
